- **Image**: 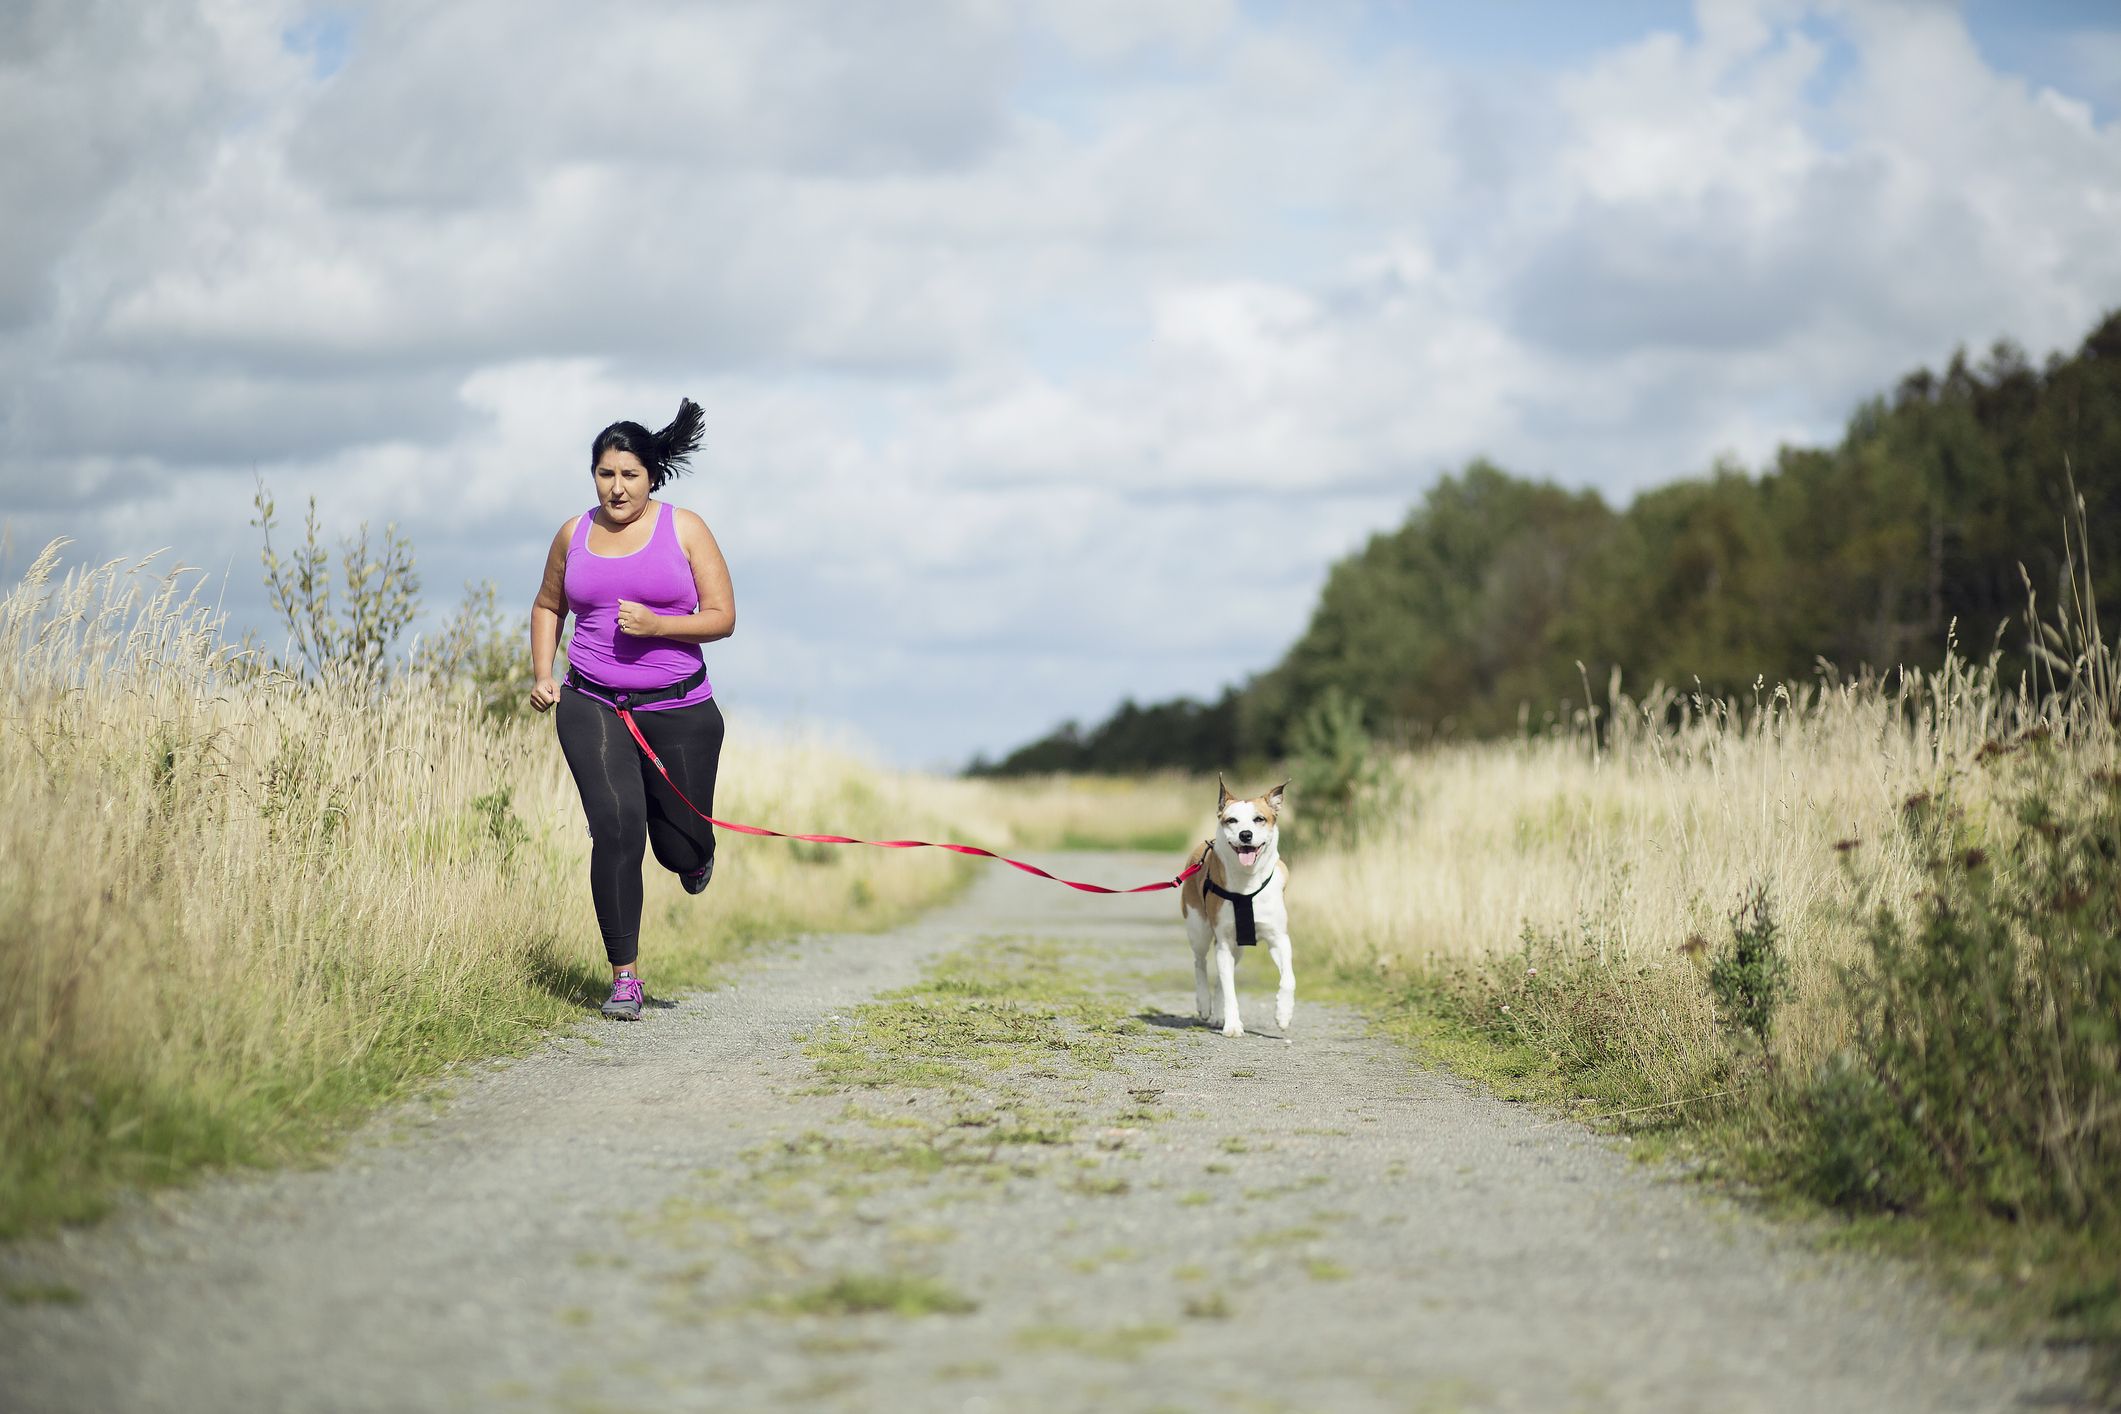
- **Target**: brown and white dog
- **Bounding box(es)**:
[1180,777,1292,1038]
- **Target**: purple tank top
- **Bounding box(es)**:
[564,502,714,710]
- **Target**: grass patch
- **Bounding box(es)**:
[4,1281,84,1306]
[936,1360,1000,1380]
[1015,1322,1176,1360]
[1244,1175,1331,1199]
[804,936,1140,1093]
[772,1271,976,1318]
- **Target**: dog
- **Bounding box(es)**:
[1180,777,1292,1038]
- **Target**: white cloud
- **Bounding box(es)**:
[2,0,2118,765]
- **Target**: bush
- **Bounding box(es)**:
[1707,883,1789,1067]
[415,579,543,718]
[250,480,419,685]
[1288,687,1383,843]
[1799,746,2121,1221]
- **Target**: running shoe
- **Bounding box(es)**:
[601,973,644,1021]
[681,854,715,895]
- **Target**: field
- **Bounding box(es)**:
[0,543,1209,1236]
[1298,604,2120,1363]
[4,533,2115,1378]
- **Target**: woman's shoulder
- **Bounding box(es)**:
[546,514,584,556]
[668,504,716,544]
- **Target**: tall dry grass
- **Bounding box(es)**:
[1305,665,2000,1094]
[1302,518,2119,1115]
[0,542,1194,1234]
[1299,571,2121,1361]
[944,771,1217,855]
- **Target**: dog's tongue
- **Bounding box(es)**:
[1236,847,1260,866]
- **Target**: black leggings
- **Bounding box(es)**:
[555,689,725,967]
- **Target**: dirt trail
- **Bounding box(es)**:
[0,852,2085,1412]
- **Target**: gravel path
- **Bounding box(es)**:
[0,851,2087,1413]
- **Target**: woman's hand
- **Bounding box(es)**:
[616,599,662,638]
[530,676,562,713]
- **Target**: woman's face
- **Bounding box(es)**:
[593,449,651,523]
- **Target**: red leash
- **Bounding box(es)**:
[616,707,1203,896]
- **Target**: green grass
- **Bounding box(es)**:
[1015,1321,1176,1360]
[4,1281,84,1306]
[0,859,980,1242]
[0,952,597,1237]
[803,935,1140,1092]
[1181,1291,1233,1319]
[1243,1225,1324,1250]
[935,1360,1000,1380]
[644,933,1174,1266]
[771,1271,977,1318]
[1070,1172,1130,1197]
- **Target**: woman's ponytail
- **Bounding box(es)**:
[590,397,706,492]
[650,399,705,486]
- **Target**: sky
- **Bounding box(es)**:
[3,0,2119,770]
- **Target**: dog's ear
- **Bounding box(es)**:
[1216,773,1233,811]
[1265,781,1289,815]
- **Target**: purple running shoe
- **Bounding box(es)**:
[601,973,644,1021]
[681,854,714,895]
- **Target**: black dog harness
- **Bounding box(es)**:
[1202,854,1274,947]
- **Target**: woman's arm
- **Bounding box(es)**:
[528,518,576,712]
[614,507,735,646]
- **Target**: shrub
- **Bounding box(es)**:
[415,579,546,719]
[1799,747,2121,1221]
[250,479,419,685]
[1288,686,1383,843]
[1707,883,1790,1067]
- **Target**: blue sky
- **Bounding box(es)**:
[3,0,2119,769]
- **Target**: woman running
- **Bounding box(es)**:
[529,399,734,1020]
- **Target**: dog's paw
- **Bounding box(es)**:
[1276,1006,1293,1030]
[1221,1019,1245,1039]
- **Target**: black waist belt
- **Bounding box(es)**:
[1203,864,1273,946]
[566,664,707,710]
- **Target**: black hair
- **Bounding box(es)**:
[590,397,705,492]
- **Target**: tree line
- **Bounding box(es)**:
[969,309,2121,775]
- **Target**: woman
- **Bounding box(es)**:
[529,398,735,1020]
